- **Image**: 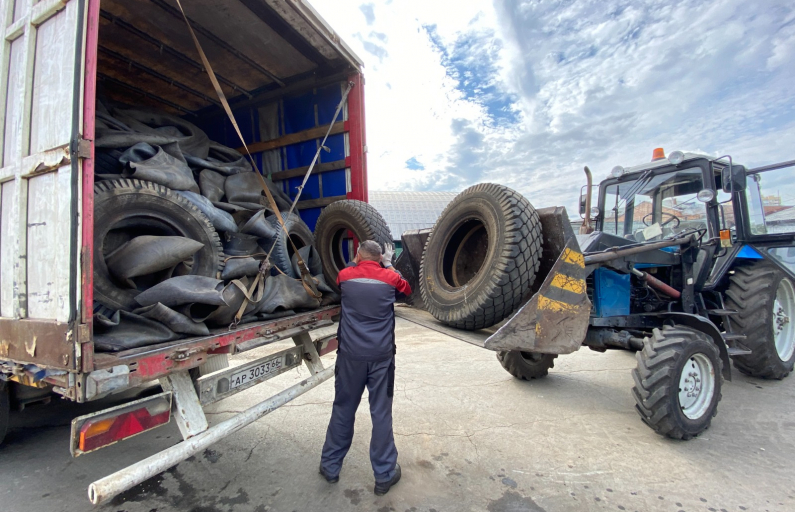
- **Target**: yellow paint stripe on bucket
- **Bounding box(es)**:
[537,295,577,313]
[550,273,586,294]
[561,248,585,268]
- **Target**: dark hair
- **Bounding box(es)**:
[358,240,382,261]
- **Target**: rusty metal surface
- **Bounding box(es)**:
[91,306,340,386]
[394,228,432,308]
[316,335,338,357]
[532,206,577,294]
[395,306,495,348]
[0,318,76,370]
[484,237,591,354]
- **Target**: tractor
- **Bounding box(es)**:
[395,149,795,440]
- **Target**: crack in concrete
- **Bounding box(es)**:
[282,400,333,408]
[244,426,270,463]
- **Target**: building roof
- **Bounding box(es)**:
[369,191,458,240]
[765,206,795,223]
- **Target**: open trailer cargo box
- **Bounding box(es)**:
[0,0,365,401]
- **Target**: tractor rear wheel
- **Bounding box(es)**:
[725,261,795,379]
[497,351,557,380]
[632,325,723,440]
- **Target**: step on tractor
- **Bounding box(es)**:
[395,150,795,440]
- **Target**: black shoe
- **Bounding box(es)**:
[374,463,401,496]
[319,464,339,483]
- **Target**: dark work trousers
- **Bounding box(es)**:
[321,353,397,483]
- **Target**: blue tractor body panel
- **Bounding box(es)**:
[592,268,631,317]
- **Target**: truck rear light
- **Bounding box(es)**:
[71,392,172,456]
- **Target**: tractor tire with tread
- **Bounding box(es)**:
[497,351,557,380]
[632,325,723,440]
[724,261,795,379]
[93,179,224,313]
[314,200,393,291]
[419,183,543,330]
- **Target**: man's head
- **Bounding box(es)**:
[356,240,383,263]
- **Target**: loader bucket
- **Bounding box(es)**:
[483,207,591,354]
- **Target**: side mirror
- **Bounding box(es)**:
[579,191,587,215]
[721,164,747,193]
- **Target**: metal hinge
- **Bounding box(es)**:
[76,139,92,159]
[77,323,91,344]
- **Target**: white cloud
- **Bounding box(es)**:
[311,0,795,214]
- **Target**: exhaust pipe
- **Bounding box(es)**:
[579,166,594,234]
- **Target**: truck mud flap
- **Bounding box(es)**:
[483,237,591,354]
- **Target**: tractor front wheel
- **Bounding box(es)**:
[497,351,557,380]
[632,325,723,440]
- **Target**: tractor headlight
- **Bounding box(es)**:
[590,206,600,218]
[668,150,685,165]
[697,189,715,203]
[611,166,625,178]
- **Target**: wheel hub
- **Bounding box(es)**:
[773,279,795,362]
[678,353,715,420]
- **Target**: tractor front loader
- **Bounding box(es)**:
[395,150,795,440]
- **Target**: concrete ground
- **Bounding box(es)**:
[1,315,794,512]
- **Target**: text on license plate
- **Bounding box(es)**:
[230,357,284,389]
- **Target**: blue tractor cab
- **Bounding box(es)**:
[560,150,795,439]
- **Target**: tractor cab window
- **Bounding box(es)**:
[603,167,708,241]
[746,168,795,235]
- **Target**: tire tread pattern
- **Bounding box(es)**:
[496,351,557,380]
[724,261,793,379]
[631,326,723,440]
[314,200,393,288]
[93,179,224,312]
[419,183,543,330]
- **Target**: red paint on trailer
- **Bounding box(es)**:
[346,73,367,202]
[318,337,338,357]
[81,0,100,328]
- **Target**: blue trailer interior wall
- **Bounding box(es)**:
[194,82,350,232]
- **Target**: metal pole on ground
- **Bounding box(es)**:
[88,365,335,505]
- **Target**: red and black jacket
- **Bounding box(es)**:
[336,260,412,362]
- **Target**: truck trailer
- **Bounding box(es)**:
[0,0,376,504]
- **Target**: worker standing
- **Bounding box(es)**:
[319,240,411,495]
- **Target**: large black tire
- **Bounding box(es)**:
[314,200,393,290]
[632,325,723,440]
[724,261,795,379]
[264,212,315,278]
[419,183,543,330]
[497,351,557,380]
[0,381,9,446]
[94,180,224,312]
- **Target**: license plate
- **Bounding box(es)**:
[229,356,284,389]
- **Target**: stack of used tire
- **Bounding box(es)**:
[413,184,551,379]
[91,104,330,352]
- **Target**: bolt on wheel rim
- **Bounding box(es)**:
[678,353,715,420]
[773,279,795,362]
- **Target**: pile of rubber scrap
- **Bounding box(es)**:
[91,103,337,352]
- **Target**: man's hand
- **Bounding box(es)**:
[382,243,395,267]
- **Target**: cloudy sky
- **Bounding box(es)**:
[311,0,795,213]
